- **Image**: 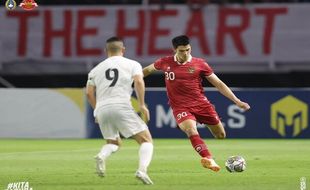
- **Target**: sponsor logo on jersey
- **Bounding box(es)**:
[188,67,195,74]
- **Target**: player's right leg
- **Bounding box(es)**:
[135,170,153,185]
[201,157,221,172]
[116,105,154,185]
[178,119,221,172]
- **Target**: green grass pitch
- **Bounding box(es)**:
[0,139,309,190]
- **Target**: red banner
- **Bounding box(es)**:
[0,4,309,65]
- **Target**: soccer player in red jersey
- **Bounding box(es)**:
[143,35,250,172]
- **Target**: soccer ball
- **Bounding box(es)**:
[225,155,246,172]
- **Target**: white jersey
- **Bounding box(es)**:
[87,56,143,115]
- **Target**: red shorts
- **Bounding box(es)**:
[172,102,220,125]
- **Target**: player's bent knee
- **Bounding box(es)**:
[180,126,198,137]
[132,130,153,144]
[140,136,153,144]
[107,139,122,147]
[216,132,226,139]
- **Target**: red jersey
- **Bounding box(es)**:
[154,55,213,109]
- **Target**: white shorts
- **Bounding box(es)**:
[96,104,148,140]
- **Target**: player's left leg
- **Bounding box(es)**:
[132,130,154,185]
[95,107,121,177]
[95,138,121,177]
[206,121,226,139]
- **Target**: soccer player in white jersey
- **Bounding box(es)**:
[86,37,154,185]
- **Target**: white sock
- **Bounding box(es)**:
[98,144,119,160]
[138,142,153,173]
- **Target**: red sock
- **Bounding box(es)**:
[189,134,212,159]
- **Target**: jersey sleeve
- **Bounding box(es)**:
[86,70,96,86]
[153,57,165,71]
[201,61,214,77]
[132,61,143,77]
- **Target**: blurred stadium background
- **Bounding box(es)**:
[0,0,309,189]
[1,0,309,138]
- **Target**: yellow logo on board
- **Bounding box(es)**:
[131,97,148,123]
[271,95,308,137]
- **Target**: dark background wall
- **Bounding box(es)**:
[1,72,309,88]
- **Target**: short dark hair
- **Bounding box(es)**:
[106,36,122,43]
[105,37,124,53]
[172,35,190,49]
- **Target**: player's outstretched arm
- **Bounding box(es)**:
[206,74,250,111]
[133,74,150,121]
[143,64,156,78]
[86,84,96,110]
